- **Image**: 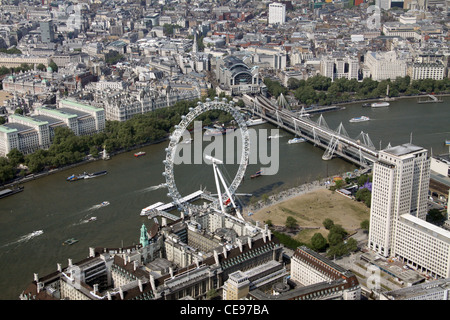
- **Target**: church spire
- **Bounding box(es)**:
[140,224,149,247]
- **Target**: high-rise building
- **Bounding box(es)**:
[368,143,430,258]
[368,144,450,279]
[40,19,54,43]
[268,3,286,25]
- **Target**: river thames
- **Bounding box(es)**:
[0,96,448,299]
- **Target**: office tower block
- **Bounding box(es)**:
[368,143,430,258]
[268,3,286,25]
[40,19,54,43]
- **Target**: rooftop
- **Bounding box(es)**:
[384,143,425,157]
[9,114,48,127]
[383,278,450,300]
[37,106,78,120]
[59,100,103,113]
[400,214,450,244]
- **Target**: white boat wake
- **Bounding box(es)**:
[138,183,166,193]
[86,201,109,211]
[1,230,43,248]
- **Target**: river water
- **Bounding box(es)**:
[0,96,448,299]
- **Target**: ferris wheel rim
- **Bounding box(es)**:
[163,98,250,213]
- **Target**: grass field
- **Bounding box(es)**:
[249,188,370,244]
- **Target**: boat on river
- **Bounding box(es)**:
[246,117,267,127]
[63,238,78,246]
[30,230,43,237]
[134,151,146,157]
[100,201,109,207]
[0,186,24,199]
[349,116,370,123]
[67,172,88,181]
[204,128,224,136]
[371,102,390,108]
[251,170,262,179]
[84,170,108,179]
[288,137,306,144]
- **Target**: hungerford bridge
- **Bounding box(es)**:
[243,94,380,169]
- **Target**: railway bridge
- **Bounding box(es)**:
[243,94,380,169]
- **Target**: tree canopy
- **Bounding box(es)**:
[270,75,450,106]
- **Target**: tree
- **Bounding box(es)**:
[285,216,298,228]
[311,233,327,251]
[163,24,180,36]
[0,66,11,75]
[323,218,334,230]
[0,157,15,183]
[326,242,348,258]
[263,78,288,98]
[7,148,24,167]
[360,219,370,230]
[287,78,305,90]
[89,146,99,158]
[328,232,343,246]
[329,224,347,238]
[0,46,22,54]
[36,63,46,71]
[334,179,344,189]
[48,60,58,72]
[426,208,446,224]
[105,51,123,65]
[355,188,371,207]
[357,174,371,186]
[346,238,358,252]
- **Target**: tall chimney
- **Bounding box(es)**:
[33,273,39,282]
[89,247,95,258]
[93,284,99,294]
[237,239,243,252]
[138,279,143,292]
[214,250,220,265]
[195,257,200,268]
[223,246,227,258]
[68,258,73,267]
[133,260,138,271]
[149,274,156,292]
[57,263,62,272]
[119,286,124,300]
[248,237,252,249]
